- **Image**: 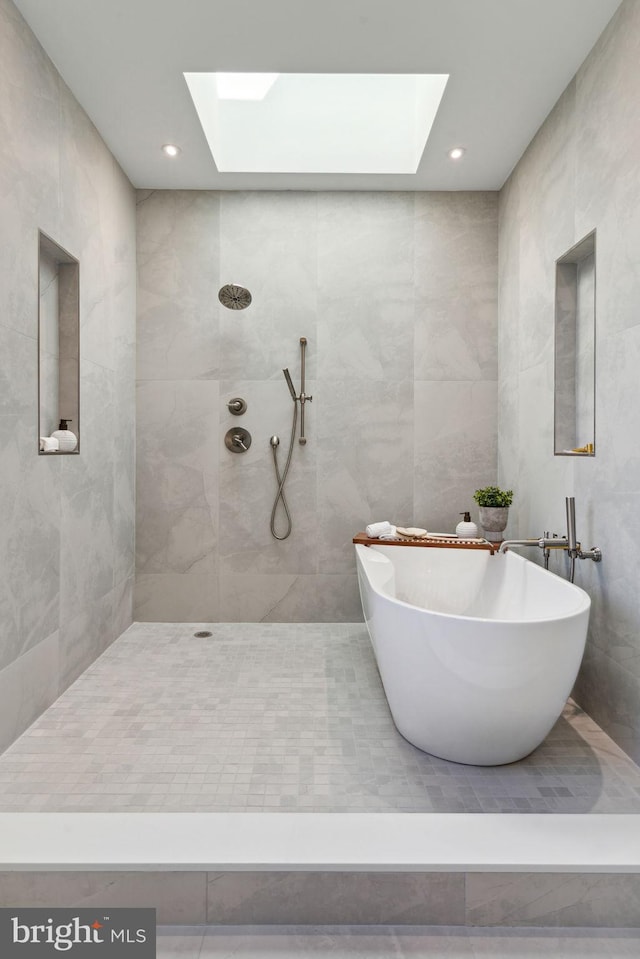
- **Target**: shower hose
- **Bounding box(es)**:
[269,400,298,540]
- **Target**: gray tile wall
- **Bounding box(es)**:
[0,0,136,749]
[497,0,640,761]
[136,191,498,621]
[2,869,640,927]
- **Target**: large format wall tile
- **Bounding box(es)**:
[317,192,414,382]
[0,7,59,341]
[206,871,465,925]
[0,631,59,753]
[572,641,640,765]
[112,364,136,588]
[317,378,414,572]
[414,380,498,534]
[58,590,113,692]
[466,872,640,927]
[135,572,219,624]
[516,361,573,537]
[592,326,640,492]
[414,192,498,382]
[136,379,219,577]
[0,325,62,671]
[0,451,60,670]
[219,572,362,623]
[137,190,220,382]
[574,0,640,250]
[0,872,207,924]
[112,576,135,643]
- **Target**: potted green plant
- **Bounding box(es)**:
[473,486,514,542]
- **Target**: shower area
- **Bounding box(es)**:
[134,189,499,624]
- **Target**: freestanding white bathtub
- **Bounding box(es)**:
[355,543,591,765]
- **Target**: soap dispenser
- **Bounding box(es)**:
[52,418,78,452]
[456,511,478,538]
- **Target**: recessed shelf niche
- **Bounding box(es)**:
[38,231,80,454]
[554,230,596,457]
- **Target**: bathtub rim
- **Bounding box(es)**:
[356,542,591,626]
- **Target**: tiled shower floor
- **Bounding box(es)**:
[0,622,639,813]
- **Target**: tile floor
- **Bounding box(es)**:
[156,925,640,958]
[0,623,639,813]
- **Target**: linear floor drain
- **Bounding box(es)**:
[193,630,213,638]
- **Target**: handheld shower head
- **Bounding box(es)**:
[270,435,280,448]
[283,368,297,401]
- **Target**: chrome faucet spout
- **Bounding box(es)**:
[498,538,542,554]
[499,536,570,555]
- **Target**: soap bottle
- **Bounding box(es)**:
[52,418,78,452]
[456,511,478,538]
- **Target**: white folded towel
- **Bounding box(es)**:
[366,521,394,538]
[39,436,59,452]
[379,526,399,540]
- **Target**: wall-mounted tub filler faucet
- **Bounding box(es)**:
[498,497,601,582]
[270,338,313,540]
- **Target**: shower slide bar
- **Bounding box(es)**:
[283,337,312,445]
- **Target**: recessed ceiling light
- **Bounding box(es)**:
[448,147,465,160]
[162,144,181,157]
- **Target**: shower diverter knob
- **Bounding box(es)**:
[225,428,252,453]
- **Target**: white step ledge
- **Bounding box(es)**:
[1,813,639,873]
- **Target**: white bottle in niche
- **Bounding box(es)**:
[52,418,77,452]
[456,511,478,538]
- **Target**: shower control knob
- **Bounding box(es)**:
[227,397,247,415]
[225,428,252,453]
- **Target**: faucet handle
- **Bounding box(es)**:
[577,546,602,563]
[227,397,247,415]
[224,427,252,453]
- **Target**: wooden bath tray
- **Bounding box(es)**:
[353,532,498,554]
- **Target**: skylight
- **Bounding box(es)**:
[215,72,279,101]
[184,72,449,175]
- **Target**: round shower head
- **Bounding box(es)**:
[218,283,252,310]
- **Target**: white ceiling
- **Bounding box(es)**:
[14,0,622,191]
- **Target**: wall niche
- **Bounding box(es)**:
[38,231,80,454]
[554,230,596,456]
